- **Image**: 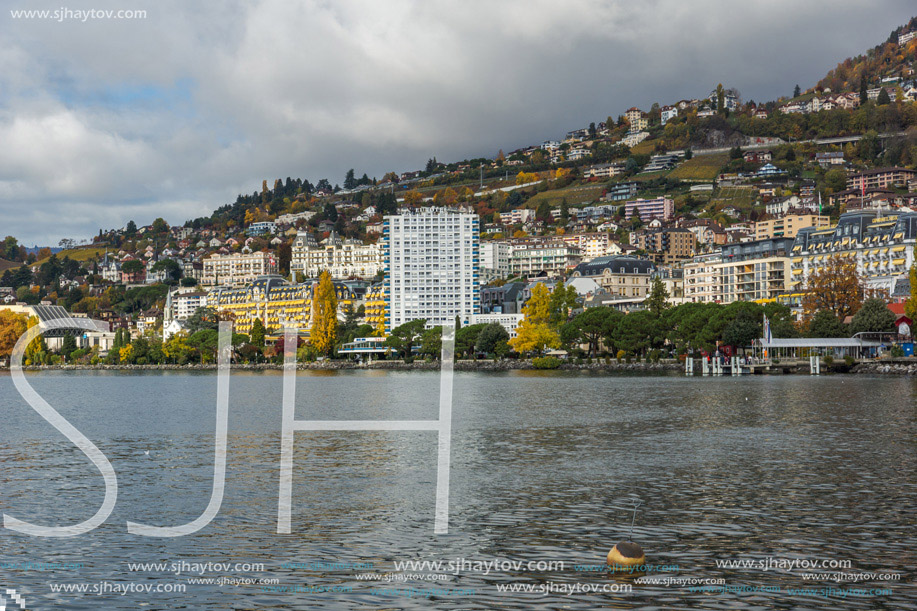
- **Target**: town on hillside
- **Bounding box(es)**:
[4,20,917,367]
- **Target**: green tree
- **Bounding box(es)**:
[876,88,891,106]
[793,84,801,98]
[186,306,219,334]
[385,319,427,358]
[644,278,670,317]
[849,298,895,335]
[419,326,443,358]
[250,318,266,348]
[455,323,487,358]
[60,334,77,359]
[807,309,848,338]
[561,307,620,356]
[151,259,183,284]
[721,309,760,352]
[475,322,510,357]
[859,79,868,105]
[824,168,847,192]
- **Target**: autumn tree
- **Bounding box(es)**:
[906,251,917,324]
[310,270,338,356]
[0,310,30,359]
[801,255,862,322]
[510,283,560,354]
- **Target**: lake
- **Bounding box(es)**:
[1,370,915,609]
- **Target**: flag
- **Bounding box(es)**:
[763,314,772,344]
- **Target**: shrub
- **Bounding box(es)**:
[532,356,561,369]
[404,356,414,364]
[616,349,626,362]
[844,355,855,366]
[890,345,905,358]
[575,357,584,365]
[823,355,834,366]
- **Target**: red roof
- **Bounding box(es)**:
[888,302,905,316]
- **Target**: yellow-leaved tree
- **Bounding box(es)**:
[310,270,338,356]
[801,255,862,323]
[0,310,30,360]
[509,283,560,354]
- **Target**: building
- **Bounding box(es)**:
[383,208,479,331]
[208,275,359,336]
[480,281,525,314]
[164,288,209,324]
[624,107,644,124]
[605,182,638,202]
[624,196,674,221]
[500,208,536,225]
[622,131,649,147]
[815,151,844,167]
[716,238,794,303]
[847,167,917,192]
[582,163,625,179]
[660,105,678,125]
[632,228,695,264]
[754,214,830,240]
[899,30,917,45]
[509,243,582,277]
[202,251,278,286]
[569,255,655,298]
[363,283,386,334]
[789,211,917,296]
[290,234,383,279]
[683,252,723,303]
[642,153,680,173]
[467,313,525,338]
[480,241,511,276]
[557,232,617,259]
[246,221,277,236]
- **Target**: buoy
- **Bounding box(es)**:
[606,540,645,568]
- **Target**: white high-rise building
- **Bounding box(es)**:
[383,208,479,331]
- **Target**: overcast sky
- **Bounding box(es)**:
[1,0,914,246]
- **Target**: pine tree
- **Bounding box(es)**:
[250,318,266,348]
[793,84,801,98]
[859,79,868,105]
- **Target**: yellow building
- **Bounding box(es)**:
[208,275,359,336]
[364,283,387,336]
[754,214,829,240]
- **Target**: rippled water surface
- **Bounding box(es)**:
[0,370,915,609]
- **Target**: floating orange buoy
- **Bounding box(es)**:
[607,541,645,568]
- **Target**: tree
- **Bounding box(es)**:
[310,270,338,356]
[849,298,895,335]
[250,318,266,348]
[905,253,917,324]
[419,326,443,358]
[806,309,848,338]
[151,218,169,233]
[344,168,356,190]
[455,323,486,358]
[561,307,620,356]
[510,283,560,354]
[824,168,847,192]
[385,319,427,358]
[716,83,725,113]
[124,221,137,237]
[644,278,669,317]
[475,322,510,357]
[859,79,868,105]
[0,310,30,359]
[151,259,182,284]
[876,88,891,106]
[721,309,760,352]
[559,199,570,225]
[793,84,801,98]
[186,306,219,334]
[801,255,862,322]
[121,259,144,275]
[549,282,577,323]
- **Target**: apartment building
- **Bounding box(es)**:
[201,251,277,286]
[754,214,830,240]
[632,228,695,264]
[847,167,917,192]
[290,233,383,279]
[716,238,793,303]
[683,252,723,303]
[624,196,674,221]
[383,208,480,331]
[509,243,582,277]
[480,241,511,276]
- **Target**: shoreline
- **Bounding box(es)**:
[4,359,917,375]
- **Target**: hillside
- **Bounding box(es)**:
[816,17,917,94]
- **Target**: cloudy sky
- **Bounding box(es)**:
[1,0,914,246]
